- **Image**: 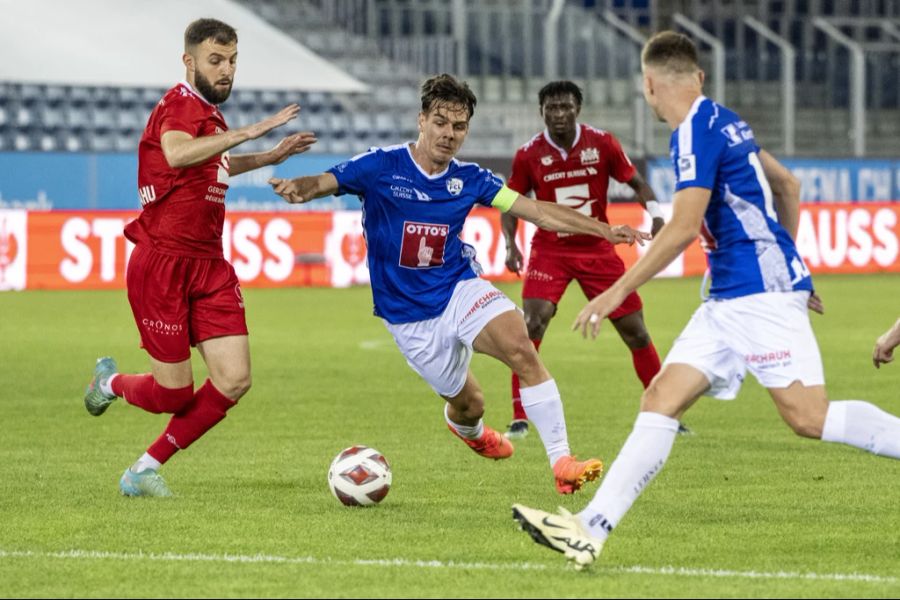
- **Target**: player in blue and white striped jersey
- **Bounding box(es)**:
[512,31,900,570]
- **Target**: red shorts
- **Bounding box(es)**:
[126,244,248,363]
[522,247,642,320]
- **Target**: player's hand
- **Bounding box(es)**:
[651,217,665,238]
[268,177,306,204]
[246,104,301,139]
[807,292,824,315]
[572,288,627,340]
[265,132,317,165]
[609,224,651,246]
[505,243,523,274]
[873,338,895,369]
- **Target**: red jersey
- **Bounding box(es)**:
[126,81,230,258]
[508,124,636,256]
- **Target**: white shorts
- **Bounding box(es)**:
[663,291,825,400]
[384,278,519,397]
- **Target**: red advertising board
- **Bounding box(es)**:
[0,203,897,291]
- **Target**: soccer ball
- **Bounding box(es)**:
[327,445,392,507]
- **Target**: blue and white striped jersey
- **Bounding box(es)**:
[328,143,507,323]
[671,96,813,298]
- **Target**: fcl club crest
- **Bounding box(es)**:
[540,155,553,166]
[446,177,464,196]
[580,147,599,165]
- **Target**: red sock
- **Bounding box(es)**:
[111,374,194,414]
[631,343,661,389]
[147,379,237,465]
[511,339,542,420]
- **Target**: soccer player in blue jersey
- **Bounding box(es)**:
[269,74,649,494]
[512,31,900,568]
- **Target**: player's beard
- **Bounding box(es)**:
[194,70,232,105]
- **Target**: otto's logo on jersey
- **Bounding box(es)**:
[677,154,697,182]
[580,147,599,165]
[540,155,554,166]
[446,178,464,196]
[399,221,449,269]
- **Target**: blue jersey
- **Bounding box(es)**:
[328,143,508,323]
[672,96,813,299]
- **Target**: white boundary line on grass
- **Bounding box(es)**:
[0,549,896,585]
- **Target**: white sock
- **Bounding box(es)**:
[519,379,570,466]
[821,400,900,459]
[444,404,484,440]
[132,452,162,473]
[100,373,118,397]
[578,411,680,540]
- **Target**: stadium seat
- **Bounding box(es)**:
[13,132,32,151]
[38,105,65,130]
[91,107,116,130]
[115,131,139,152]
[38,133,58,152]
[92,131,115,153]
[14,106,34,128]
[116,109,143,131]
[62,132,83,152]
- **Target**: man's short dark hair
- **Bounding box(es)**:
[538,81,583,108]
[184,18,238,49]
[420,74,477,119]
[641,31,700,74]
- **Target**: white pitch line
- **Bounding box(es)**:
[0,549,896,585]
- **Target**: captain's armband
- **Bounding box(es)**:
[490,185,519,213]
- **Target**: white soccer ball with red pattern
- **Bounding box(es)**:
[327,445,392,507]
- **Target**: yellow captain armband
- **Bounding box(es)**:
[490,185,519,213]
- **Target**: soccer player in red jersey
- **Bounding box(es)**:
[82,18,316,496]
[501,80,669,440]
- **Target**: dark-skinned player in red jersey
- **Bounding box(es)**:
[83,18,317,496]
[500,80,688,440]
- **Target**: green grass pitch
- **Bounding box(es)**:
[1,274,898,597]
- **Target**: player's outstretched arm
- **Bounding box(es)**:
[160,104,301,169]
[506,195,650,246]
[268,173,339,204]
[873,318,900,368]
[626,172,665,237]
[572,186,710,339]
[229,131,318,176]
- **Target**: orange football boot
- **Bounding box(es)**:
[448,424,514,459]
[553,455,603,494]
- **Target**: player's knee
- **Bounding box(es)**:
[625,330,652,349]
[638,380,684,417]
[524,313,548,339]
[638,384,661,412]
[216,372,252,401]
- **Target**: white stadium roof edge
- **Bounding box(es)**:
[0,0,368,93]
